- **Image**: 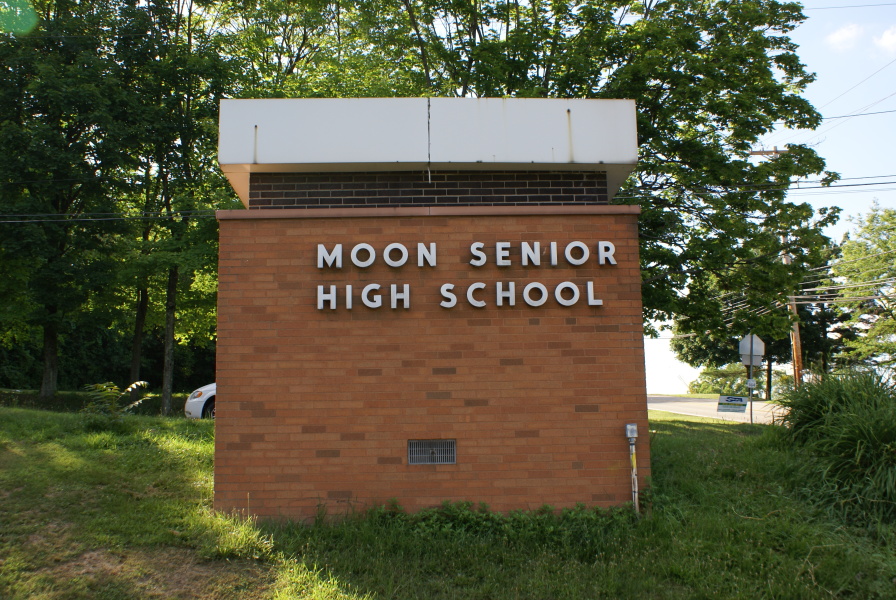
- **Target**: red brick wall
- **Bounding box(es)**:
[215,205,649,520]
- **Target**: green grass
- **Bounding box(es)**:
[0,407,894,599]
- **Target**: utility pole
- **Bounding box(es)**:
[781,250,804,388]
[751,146,802,386]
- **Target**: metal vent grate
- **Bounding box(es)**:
[408,439,456,465]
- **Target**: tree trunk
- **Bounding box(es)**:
[129,287,149,403]
[161,267,178,415]
[38,321,59,401]
[765,360,773,403]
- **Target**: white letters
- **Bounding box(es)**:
[318,285,337,309]
[521,241,540,266]
[440,283,457,308]
[318,244,342,269]
[351,243,376,268]
[383,243,409,267]
[391,284,410,309]
[469,242,487,267]
[496,281,515,306]
[467,282,487,307]
[598,241,617,265]
[362,283,382,308]
[418,243,437,267]
[314,239,619,310]
[495,242,511,266]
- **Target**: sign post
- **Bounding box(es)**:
[739,334,765,424]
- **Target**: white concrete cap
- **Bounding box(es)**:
[218,98,638,204]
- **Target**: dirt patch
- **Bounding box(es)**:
[43,547,271,599]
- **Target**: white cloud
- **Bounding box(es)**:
[826,24,864,51]
[874,25,896,55]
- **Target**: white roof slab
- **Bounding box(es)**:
[218,98,638,204]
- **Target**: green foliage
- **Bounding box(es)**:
[777,370,896,522]
[833,205,896,366]
[81,380,152,431]
[686,363,784,399]
[688,363,749,396]
[0,321,217,394]
[82,380,150,418]
[0,0,235,399]
[0,0,38,34]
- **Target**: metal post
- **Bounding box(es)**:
[749,334,754,425]
[625,424,639,513]
[629,439,639,512]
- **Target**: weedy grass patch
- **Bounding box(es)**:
[1,406,894,599]
[777,370,896,523]
[0,407,271,599]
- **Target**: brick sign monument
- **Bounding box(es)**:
[214,98,649,520]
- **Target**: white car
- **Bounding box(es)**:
[184,383,216,419]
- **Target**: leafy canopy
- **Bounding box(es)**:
[833,206,896,366]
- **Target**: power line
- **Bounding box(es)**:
[808,249,896,271]
[823,108,896,120]
[790,295,891,304]
[613,179,896,202]
[804,2,896,9]
[0,211,216,224]
[793,280,894,296]
[819,59,896,111]
[762,78,896,149]
[772,108,896,126]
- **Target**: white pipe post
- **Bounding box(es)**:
[625,423,639,513]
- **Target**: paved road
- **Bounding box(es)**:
[647,395,784,425]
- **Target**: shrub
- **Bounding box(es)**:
[777,370,896,522]
[81,381,153,429]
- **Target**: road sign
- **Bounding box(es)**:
[746,378,757,389]
[739,334,765,355]
[718,395,748,413]
[739,334,764,366]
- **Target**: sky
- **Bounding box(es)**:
[643,0,896,395]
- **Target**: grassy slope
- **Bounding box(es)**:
[0,407,893,599]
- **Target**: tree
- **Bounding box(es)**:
[671,297,854,400]
[109,0,234,412]
[0,0,233,404]
[833,206,896,366]
[0,0,142,400]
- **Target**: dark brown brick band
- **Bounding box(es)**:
[248,171,609,209]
